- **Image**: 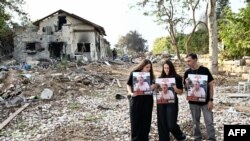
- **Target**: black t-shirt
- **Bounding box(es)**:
[127,72,135,92]
[183,66,214,105]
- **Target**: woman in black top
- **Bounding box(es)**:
[126,59,156,141]
[157,60,186,141]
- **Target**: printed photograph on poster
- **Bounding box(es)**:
[186,74,208,102]
[133,72,151,96]
[155,78,175,104]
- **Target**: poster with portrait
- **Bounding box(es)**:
[133,72,151,96]
[186,74,208,102]
[155,78,175,104]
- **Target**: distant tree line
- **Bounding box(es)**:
[115,30,148,56]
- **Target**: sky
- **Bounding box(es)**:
[23,0,246,50]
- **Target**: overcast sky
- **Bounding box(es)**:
[23,0,245,50]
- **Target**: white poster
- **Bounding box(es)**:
[133,72,151,96]
[187,74,208,102]
[155,78,175,104]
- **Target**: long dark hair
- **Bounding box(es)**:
[132,59,155,81]
[159,59,177,78]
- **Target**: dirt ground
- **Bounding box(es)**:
[0,59,248,141]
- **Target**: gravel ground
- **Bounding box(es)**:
[1,62,250,141]
[1,86,250,141]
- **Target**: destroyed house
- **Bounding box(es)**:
[13,9,110,62]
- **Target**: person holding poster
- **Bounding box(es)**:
[126,59,156,141]
[184,53,216,141]
[156,60,187,141]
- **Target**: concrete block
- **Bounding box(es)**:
[242,73,250,80]
[41,88,53,99]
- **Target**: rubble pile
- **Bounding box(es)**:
[0,58,249,141]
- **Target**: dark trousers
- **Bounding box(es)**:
[157,100,186,141]
[128,95,153,141]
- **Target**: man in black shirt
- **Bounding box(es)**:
[183,53,216,141]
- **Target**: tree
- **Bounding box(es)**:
[115,30,147,54]
[216,0,229,19]
[218,4,250,59]
[207,0,218,74]
[132,0,210,61]
[0,0,28,57]
[152,30,208,55]
[184,0,208,54]
[187,28,209,54]
[133,0,187,60]
[126,30,148,52]
[0,0,28,29]
[152,37,172,55]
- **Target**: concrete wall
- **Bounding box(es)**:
[198,55,250,79]
[100,37,108,59]
[13,29,51,62]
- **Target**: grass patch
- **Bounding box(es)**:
[68,102,81,109]
[84,114,102,121]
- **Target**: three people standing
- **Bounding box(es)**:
[126,53,216,141]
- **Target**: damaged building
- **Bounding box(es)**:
[13,9,110,63]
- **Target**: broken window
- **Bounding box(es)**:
[42,27,45,32]
[25,42,37,55]
[84,43,90,52]
[42,26,53,35]
[77,43,84,52]
[77,43,90,53]
[26,43,36,51]
[58,16,67,31]
[49,42,64,58]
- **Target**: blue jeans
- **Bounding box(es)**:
[157,99,186,141]
[189,104,216,141]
